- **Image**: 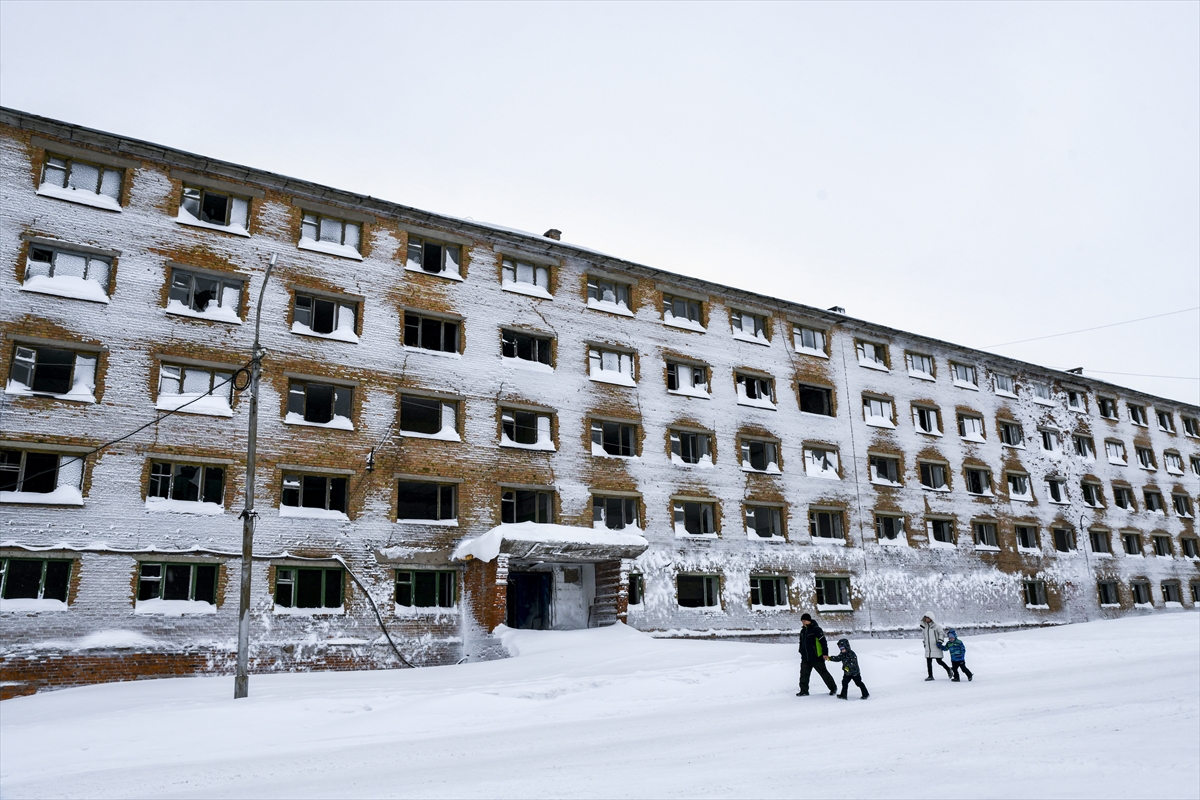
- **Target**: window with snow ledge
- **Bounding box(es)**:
[1182,416,1199,437]
[1006,472,1033,501]
[1161,581,1182,604]
[670,429,713,467]
[927,518,956,547]
[1143,490,1165,514]
[502,329,553,369]
[1097,581,1119,605]
[396,570,456,611]
[1128,404,1148,426]
[957,413,985,442]
[593,495,640,531]
[1163,451,1184,475]
[501,488,555,524]
[1130,581,1152,606]
[869,454,901,485]
[1152,535,1173,557]
[501,408,555,451]
[862,395,894,428]
[907,352,935,381]
[157,363,234,417]
[1045,478,1068,504]
[804,447,840,480]
[591,419,637,457]
[666,361,709,397]
[674,499,717,537]
[22,244,112,303]
[627,573,644,607]
[1067,389,1087,412]
[855,340,889,370]
[964,468,992,496]
[167,267,244,324]
[300,212,362,259]
[809,509,844,542]
[403,311,458,354]
[677,575,720,609]
[282,473,349,519]
[662,293,705,331]
[793,325,827,358]
[1181,538,1198,559]
[971,521,999,550]
[875,514,906,544]
[1172,493,1193,518]
[146,461,225,515]
[1113,486,1136,510]
[275,566,344,613]
[399,395,459,441]
[999,421,1024,447]
[502,257,552,298]
[0,557,71,608]
[739,438,780,473]
[292,292,359,343]
[1023,580,1048,609]
[38,152,123,210]
[6,344,97,403]
[1191,456,1200,477]
[949,361,977,389]
[1098,396,1118,419]
[0,448,84,505]
[396,480,457,525]
[798,384,834,417]
[1080,481,1104,508]
[1088,529,1112,554]
[745,504,783,540]
[588,346,636,386]
[912,405,942,436]
[1134,447,1156,471]
[1052,527,1076,552]
[178,185,250,235]
[1104,440,1126,465]
[136,562,218,613]
[1072,435,1096,460]
[750,575,788,609]
[918,462,949,491]
[1030,381,1053,404]
[993,372,1016,396]
[731,309,770,344]
[736,373,776,409]
[287,380,354,430]
[407,236,462,279]
[586,275,633,316]
[1040,428,1062,453]
[815,576,850,610]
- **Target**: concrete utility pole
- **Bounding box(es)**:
[235,253,276,699]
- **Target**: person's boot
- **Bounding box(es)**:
[861,691,870,699]
[967,674,973,682]
[951,675,961,682]
[924,676,934,681]
[796,690,809,696]
[837,693,847,700]
[829,688,837,696]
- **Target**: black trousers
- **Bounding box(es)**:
[952,660,973,680]
[840,673,868,697]
[926,656,953,678]
[800,658,838,693]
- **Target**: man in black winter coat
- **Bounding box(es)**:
[796,613,838,696]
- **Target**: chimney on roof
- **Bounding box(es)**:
[543,229,562,241]
[827,306,846,314]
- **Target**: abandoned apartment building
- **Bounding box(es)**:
[1,106,1197,694]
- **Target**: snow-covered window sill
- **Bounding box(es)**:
[928,539,958,550]
[1100,603,1121,609]
[291,322,359,344]
[156,395,233,418]
[962,435,986,444]
[400,429,461,442]
[916,430,943,438]
[587,299,633,317]
[1165,601,1183,608]
[284,412,354,431]
[1009,495,1034,503]
[273,605,345,616]
[393,605,459,617]
[806,470,841,481]
[965,492,994,499]
[405,265,463,282]
[676,606,724,613]
[1133,603,1153,609]
[279,505,350,520]
[1048,500,1069,506]
[869,479,902,488]
[590,372,636,387]
[1092,552,1113,559]
[663,317,705,333]
[1025,604,1050,610]
[995,389,1017,399]
[670,455,714,468]
[166,300,242,325]
[1165,468,1184,476]
[1032,399,1055,407]
[0,598,68,613]
[404,347,461,360]
[500,438,556,452]
[953,381,979,391]
[136,599,217,616]
[816,604,852,612]
[922,486,951,494]
[1004,444,1026,451]
[864,418,895,429]
[36,183,121,211]
[503,357,553,373]
[674,530,718,540]
[176,210,250,237]
[669,387,710,399]
[750,604,790,613]
[1,487,84,506]
[742,465,781,475]
[5,386,96,404]
[737,399,777,411]
[590,443,638,459]
[811,537,846,547]
[796,347,827,359]
[395,518,458,527]
[732,332,770,346]
[974,545,1001,553]
[501,281,552,300]
[21,276,110,304]
[145,497,224,516]
[298,238,362,260]
[747,533,786,543]
[908,370,935,381]
[858,360,888,372]
[878,537,907,547]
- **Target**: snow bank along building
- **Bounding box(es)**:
[2,107,1198,693]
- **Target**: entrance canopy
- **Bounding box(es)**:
[452,522,648,564]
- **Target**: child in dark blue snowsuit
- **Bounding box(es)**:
[827,638,869,699]
[937,629,973,682]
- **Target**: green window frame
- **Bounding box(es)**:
[136,562,218,604]
[0,557,71,602]
[275,567,344,609]
[395,570,456,608]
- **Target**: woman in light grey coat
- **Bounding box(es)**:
[919,614,954,681]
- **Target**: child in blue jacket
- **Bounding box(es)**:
[827,638,869,699]
[937,629,973,682]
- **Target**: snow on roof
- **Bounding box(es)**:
[452,522,649,563]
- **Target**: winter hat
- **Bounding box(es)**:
[800,613,813,622]
[836,638,850,650]
[946,629,957,638]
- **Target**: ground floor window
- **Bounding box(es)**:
[677,575,720,608]
[395,570,455,608]
[275,567,343,609]
[815,576,850,607]
[1131,581,1152,605]
[0,558,71,601]
[1191,583,1200,603]
[750,576,787,607]
[1161,582,1181,603]
[1097,581,1119,605]
[137,562,217,603]
[1023,580,1047,607]
[628,574,644,606]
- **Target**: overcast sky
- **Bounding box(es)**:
[2,1,1196,404]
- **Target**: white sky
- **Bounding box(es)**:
[2,1,1196,404]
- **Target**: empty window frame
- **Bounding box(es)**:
[919,462,949,491]
[275,567,343,609]
[856,340,888,368]
[137,562,218,604]
[148,462,224,506]
[1097,581,1119,605]
[999,421,1024,447]
[993,372,1015,395]
[793,325,827,355]
[1192,456,1200,476]
[1089,530,1112,554]
[406,237,461,277]
[1135,447,1156,470]
[1031,381,1052,402]
[862,395,894,426]
[804,446,840,478]
[677,575,720,608]
[875,514,905,541]
[0,449,83,497]
[750,576,787,607]
[958,413,985,441]
[1121,532,1143,556]
[1072,435,1096,459]
[1067,390,1086,411]
[674,500,716,535]
[395,570,456,608]
[1128,404,1148,426]
[1023,580,1048,607]
[40,152,122,201]
[908,352,935,379]
[301,212,361,252]
[1040,429,1062,452]
[1164,452,1184,473]
[1098,397,1118,419]
[1113,486,1136,510]
[669,430,712,465]
[168,268,243,318]
[815,576,850,607]
[1015,525,1038,550]
[927,518,955,545]
[403,312,459,353]
[1007,472,1031,499]
[869,455,900,485]
[501,489,554,524]
[1081,481,1103,508]
[1161,582,1181,603]
[745,505,783,538]
[1182,538,1199,559]
[593,495,639,530]
[739,439,779,472]
[809,509,844,540]
[798,384,834,416]
[501,408,554,449]
[1153,535,1172,557]
[399,395,458,438]
[628,574,645,605]
[666,361,709,394]
[24,244,112,294]
[502,258,551,293]
[1155,411,1175,433]
[1130,581,1152,605]
[1105,440,1127,464]
[396,481,456,522]
[180,184,250,229]
[0,558,71,602]
[950,362,977,387]
[1143,490,1165,513]
[972,521,999,548]
[7,345,96,399]
[287,381,352,426]
[731,310,769,340]
[1172,494,1193,517]
[591,420,637,457]
[501,330,552,366]
[294,293,358,338]
[586,276,632,311]
[1052,527,1075,552]
[913,405,942,435]
[588,347,635,383]
[662,294,703,327]
[1182,416,1199,437]
[735,373,775,405]
[282,474,348,513]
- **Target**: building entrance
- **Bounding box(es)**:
[506,572,551,629]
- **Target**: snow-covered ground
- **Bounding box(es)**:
[2,614,1197,799]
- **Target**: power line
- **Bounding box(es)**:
[983,307,1199,348]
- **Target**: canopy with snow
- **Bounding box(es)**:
[452,522,649,564]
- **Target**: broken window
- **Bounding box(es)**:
[1089,530,1112,554]
[7,345,96,399]
[1183,416,1199,437]
[1153,535,1172,557]
[1144,490,1164,514]
[1131,581,1151,605]
[1173,494,1193,517]
[856,340,888,368]
[586,276,631,310]
[275,567,343,609]
[399,395,458,438]
[628,574,644,605]
[502,409,554,449]
[591,420,636,457]
[1081,482,1103,508]
[1031,382,1052,402]
[137,562,217,604]
[148,462,224,506]
[1098,397,1118,418]
[913,405,941,434]
[1135,447,1155,470]
[167,267,243,318]
[501,489,554,524]
[666,361,708,394]
[1105,440,1126,464]
[1164,452,1184,474]
[1007,473,1031,499]
[301,212,361,252]
[669,430,712,465]
[502,257,551,293]
[1113,486,1135,510]
[406,236,461,277]
[993,372,1014,394]
[957,414,985,441]
[1067,390,1085,411]
[1046,478,1068,503]
[0,558,70,602]
[40,153,122,201]
[1128,404,1148,426]
[1072,435,1095,459]
[793,325,826,355]
[396,481,456,522]
[293,293,358,339]
[662,294,703,327]
[972,521,998,548]
[402,312,459,353]
[809,509,844,540]
[731,310,768,340]
[1023,580,1047,607]
[798,384,834,416]
[1040,429,1061,452]
[287,380,353,426]
[1181,539,1198,559]
[876,515,905,540]
[673,500,716,535]
[736,373,775,406]
[1052,527,1074,552]
[180,185,250,229]
[1161,582,1181,603]
[396,570,455,608]
[815,577,850,607]
[999,421,1024,447]
[501,330,552,366]
[588,347,635,383]
[1097,581,1119,605]
[1015,525,1038,550]
[804,447,839,478]
[745,505,782,538]
[862,396,893,426]
[918,462,948,490]
[750,576,787,607]
[950,362,977,387]
[928,519,955,544]
[739,439,779,472]
[282,474,348,513]
[677,575,720,608]
[908,352,935,378]
[24,244,112,295]
[1192,456,1200,476]
[593,495,638,530]
[0,449,82,497]
[158,364,234,411]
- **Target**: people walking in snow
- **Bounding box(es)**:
[938,629,973,682]
[920,614,954,681]
[828,638,869,699]
[796,613,838,696]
